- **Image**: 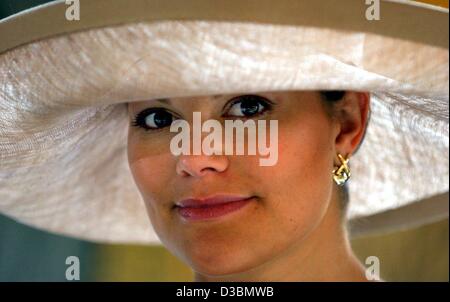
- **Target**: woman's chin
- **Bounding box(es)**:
[186,248,259,278]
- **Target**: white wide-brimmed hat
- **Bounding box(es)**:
[0,0,448,244]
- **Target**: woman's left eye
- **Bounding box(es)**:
[224,95,273,118]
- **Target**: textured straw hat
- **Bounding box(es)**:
[0,0,448,244]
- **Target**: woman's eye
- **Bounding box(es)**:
[225,95,273,118]
[132,108,175,130]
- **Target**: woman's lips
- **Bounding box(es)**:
[174,195,255,221]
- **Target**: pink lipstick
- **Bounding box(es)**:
[174,195,255,221]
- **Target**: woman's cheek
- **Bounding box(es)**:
[261,123,333,238]
[127,136,175,205]
[128,149,177,243]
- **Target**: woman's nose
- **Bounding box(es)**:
[176,154,229,177]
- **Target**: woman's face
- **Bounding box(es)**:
[127,91,339,276]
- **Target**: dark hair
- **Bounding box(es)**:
[320,91,346,102]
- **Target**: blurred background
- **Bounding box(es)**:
[0,0,448,281]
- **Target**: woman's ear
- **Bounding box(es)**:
[334,91,370,157]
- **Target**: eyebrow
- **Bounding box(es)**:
[154,98,172,105]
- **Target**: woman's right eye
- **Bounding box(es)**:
[132,108,175,131]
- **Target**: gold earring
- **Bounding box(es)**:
[332,153,351,186]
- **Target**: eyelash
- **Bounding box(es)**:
[131,94,275,132]
[222,94,274,118]
[130,107,178,132]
